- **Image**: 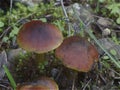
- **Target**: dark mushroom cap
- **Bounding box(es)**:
[36,77,59,90]
[17,20,63,53]
[16,77,58,90]
[16,85,49,90]
[55,36,99,72]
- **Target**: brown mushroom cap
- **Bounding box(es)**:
[17,20,63,53]
[16,77,59,90]
[17,85,49,90]
[55,36,99,72]
[36,77,59,90]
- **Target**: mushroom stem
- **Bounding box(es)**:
[72,70,78,90]
[36,53,46,65]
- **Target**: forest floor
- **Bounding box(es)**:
[0,0,120,90]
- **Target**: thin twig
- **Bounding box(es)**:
[60,0,68,19]
[99,74,107,84]
[0,84,10,89]
[109,68,120,76]
[82,79,91,90]
[72,71,78,90]
[0,27,11,39]
[9,0,13,24]
[72,77,75,90]
[55,68,63,81]
[10,0,13,13]
[60,0,71,36]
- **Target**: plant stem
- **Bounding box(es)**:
[36,53,45,64]
[3,65,16,90]
[60,0,71,36]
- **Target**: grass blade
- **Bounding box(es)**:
[72,7,120,68]
[3,65,16,90]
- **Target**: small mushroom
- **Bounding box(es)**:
[16,77,59,90]
[17,85,49,90]
[17,20,63,63]
[17,20,63,54]
[55,36,99,72]
[36,77,59,90]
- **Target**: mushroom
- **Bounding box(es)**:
[17,20,63,53]
[16,77,59,90]
[17,85,49,90]
[36,77,59,90]
[17,20,63,63]
[55,36,99,72]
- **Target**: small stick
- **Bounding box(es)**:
[0,84,10,89]
[60,0,71,36]
[72,71,78,90]
[99,74,106,84]
[82,79,91,90]
[9,0,13,24]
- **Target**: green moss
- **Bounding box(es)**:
[1,1,65,45]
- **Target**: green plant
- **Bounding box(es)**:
[3,65,16,90]
[38,60,48,73]
[106,2,120,24]
[110,49,117,56]
[14,52,43,81]
[0,21,4,28]
[88,0,120,24]
[111,33,120,44]
[1,1,64,46]
[72,7,120,68]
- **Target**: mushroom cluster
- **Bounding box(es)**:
[17,20,63,89]
[17,20,99,90]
